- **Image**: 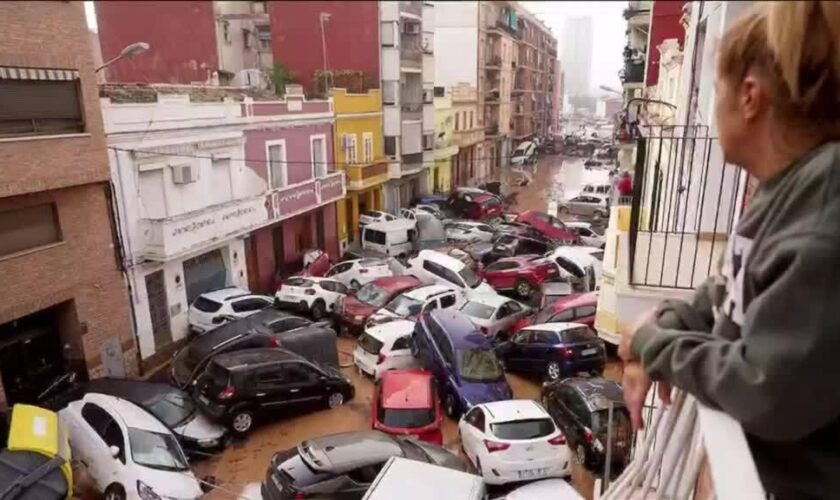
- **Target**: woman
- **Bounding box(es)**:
[619,2,840,498]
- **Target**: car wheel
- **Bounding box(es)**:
[559,206,569,215]
[350,279,361,289]
[327,392,344,409]
[515,279,533,298]
[231,409,254,435]
[545,361,562,381]
[311,300,326,320]
[444,392,459,419]
[575,444,589,467]
[104,484,126,500]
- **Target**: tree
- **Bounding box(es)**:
[269,63,296,97]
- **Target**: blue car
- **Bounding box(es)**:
[411,309,513,418]
[412,194,449,209]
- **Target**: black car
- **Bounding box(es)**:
[261,430,466,499]
[495,324,605,381]
[541,377,632,475]
[171,309,338,388]
[195,348,354,435]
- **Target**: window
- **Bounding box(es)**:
[392,336,411,351]
[256,25,271,50]
[383,81,399,105]
[455,113,460,131]
[381,21,397,46]
[257,365,286,384]
[0,203,62,258]
[311,136,327,178]
[575,305,597,318]
[423,134,434,151]
[485,261,517,272]
[343,134,357,165]
[434,86,445,97]
[465,407,485,431]
[363,133,374,163]
[533,330,559,344]
[242,28,252,49]
[283,363,317,383]
[422,300,439,313]
[491,419,555,440]
[231,298,270,313]
[439,294,456,309]
[563,326,596,343]
[363,229,386,245]
[267,141,287,189]
[0,74,84,138]
[384,136,397,156]
[328,262,353,276]
[512,331,531,344]
[469,111,474,129]
[520,239,547,255]
[81,403,112,436]
[347,463,386,484]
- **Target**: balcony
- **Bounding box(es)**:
[401,101,422,120]
[399,1,422,17]
[401,152,425,175]
[400,36,423,70]
[485,123,499,136]
[484,54,502,69]
[345,160,389,191]
[623,59,645,84]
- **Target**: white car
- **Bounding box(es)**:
[368,284,463,326]
[325,258,394,288]
[565,222,605,249]
[445,220,495,244]
[458,400,571,485]
[188,287,274,335]
[353,319,420,379]
[414,204,444,219]
[407,249,497,300]
[275,276,350,320]
[545,246,601,292]
[59,393,203,500]
[459,295,531,339]
[490,478,583,500]
[364,456,485,500]
[360,210,397,226]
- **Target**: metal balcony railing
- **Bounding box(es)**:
[623,59,645,83]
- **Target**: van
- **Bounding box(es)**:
[363,456,485,500]
[510,141,536,166]
[361,219,417,258]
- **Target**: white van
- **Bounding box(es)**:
[361,219,417,258]
[406,249,497,300]
[363,457,485,500]
[510,141,536,166]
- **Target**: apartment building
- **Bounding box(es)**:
[451,84,487,187]
[0,1,138,407]
[432,88,458,193]
[512,7,558,140]
[102,84,343,369]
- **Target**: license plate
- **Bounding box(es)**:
[517,468,546,479]
[582,347,597,356]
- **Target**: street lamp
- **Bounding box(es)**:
[599,84,623,96]
[95,42,150,73]
[319,13,331,90]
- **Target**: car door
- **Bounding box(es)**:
[460,407,486,462]
[319,280,348,309]
[495,300,524,336]
[504,331,531,371]
[388,335,417,371]
[483,261,518,289]
[281,362,328,409]
[268,316,311,334]
[523,330,558,373]
[78,402,126,488]
[326,262,354,285]
[253,364,289,413]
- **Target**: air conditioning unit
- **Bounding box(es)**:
[402,23,420,35]
[171,163,199,184]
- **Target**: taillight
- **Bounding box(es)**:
[484,439,510,453]
[558,346,574,358]
[305,289,316,295]
[583,429,594,443]
[548,434,567,445]
[377,352,386,365]
[219,386,235,400]
[359,268,368,274]
[295,493,306,500]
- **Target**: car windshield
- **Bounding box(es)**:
[192,296,222,313]
[490,418,556,440]
[458,267,482,288]
[461,301,495,320]
[356,283,391,308]
[146,391,196,428]
[128,428,189,472]
[384,295,423,316]
[378,407,435,429]
[357,333,384,355]
[458,349,504,381]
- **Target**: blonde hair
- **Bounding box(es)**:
[718,1,840,130]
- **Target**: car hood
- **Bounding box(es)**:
[342,296,377,317]
[470,282,496,296]
[174,412,227,441]
[457,378,511,407]
[464,242,494,258]
[369,308,402,324]
[136,466,203,499]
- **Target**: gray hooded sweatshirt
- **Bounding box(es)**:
[631,141,840,499]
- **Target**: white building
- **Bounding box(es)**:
[561,16,593,98]
[380,1,436,212]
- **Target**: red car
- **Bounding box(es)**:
[371,370,443,445]
[515,210,578,243]
[463,193,504,220]
[512,291,599,334]
[337,275,421,335]
[479,255,560,298]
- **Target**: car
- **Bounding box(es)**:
[412,194,450,210]
[458,295,530,339]
[360,210,397,226]
[413,204,445,219]
[491,221,547,242]
[411,309,512,418]
[361,219,417,258]
[364,456,485,500]
[354,320,421,380]
[458,400,571,485]
[444,220,495,244]
[406,249,497,300]
[461,193,504,220]
[495,323,606,381]
[515,211,578,244]
[546,246,601,291]
[68,378,228,458]
[59,393,203,500]
[337,276,422,336]
[340,245,390,262]
[298,248,332,277]
[582,183,612,196]
[367,284,463,326]
[488,478,583,500]
[194,348,354,435]
[565,221,605,248]
[433,245,480,271]
[559,194,610,221]
[484,235,557,266]
[324,258,394,289]
[275,276,350,320]
[514,292,599,334]
[260,430,467,499]
[371,370,443,445]
[447,188,499,216]
[541,378,632,473]
[188,287,274,336]
[510,141,537,166]
[480,255,560,299]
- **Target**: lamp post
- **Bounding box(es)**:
[319,12,331,91]
[95,42,150,73]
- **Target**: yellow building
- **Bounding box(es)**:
[332,88,389,248]
[432,90,458,193]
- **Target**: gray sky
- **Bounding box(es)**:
[521,1,625,94]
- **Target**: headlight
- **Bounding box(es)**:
[197,437,219,447]
[137,480,162,500]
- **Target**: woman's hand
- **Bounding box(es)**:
[621,308,672,430]
[619,307,656,362]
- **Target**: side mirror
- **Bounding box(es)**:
[109,445,120,458]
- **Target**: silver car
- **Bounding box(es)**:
[559,195,609,221]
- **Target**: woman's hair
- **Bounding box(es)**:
[718,1,840,129]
